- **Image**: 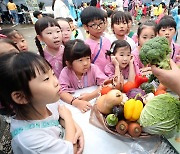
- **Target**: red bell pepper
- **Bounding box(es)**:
[135,74,148,88]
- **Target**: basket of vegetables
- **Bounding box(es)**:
[89,74,180,139]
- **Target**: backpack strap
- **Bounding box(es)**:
[92,37,102,63]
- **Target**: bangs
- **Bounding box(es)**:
[157,18,176,32]
[35,17,60,35]
[71,42,91,60]
[111,11,128,27]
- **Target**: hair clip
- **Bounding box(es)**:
[110,43,116,54]
[0,34,7,39]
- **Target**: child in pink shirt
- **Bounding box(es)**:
[132,20,157,75]
[105,40,135,85]
[157,17,180,65]
[35,17,64,78]
[59,39,107,113]
[80,6,111,73]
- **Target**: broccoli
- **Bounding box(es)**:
[139,37,171,69]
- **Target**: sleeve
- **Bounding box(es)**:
[132,50,141,75]
[92,65,108,85]
[59,68,75,93]
[104,63,115,78]
[12,130,73,154]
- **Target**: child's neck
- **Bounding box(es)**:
[46,46,60,56]
[115,34,126,40]
[89,34,101,41]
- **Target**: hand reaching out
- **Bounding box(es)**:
[73,99,92,113]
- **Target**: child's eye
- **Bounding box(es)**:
[86,57,90,60]
[57,30,61,33]
[47,32,52,34]
[43,77,49,81]
[21,39,25,42]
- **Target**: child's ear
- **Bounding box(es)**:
[83,25,89,33]
[37,35,43,42]
[65,61,71,67]
[11,91,28,105]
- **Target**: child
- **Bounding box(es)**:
[0,28,28,51]
[66,17,84,40]
[0,38,19,54]
[157,17,180,64]
[105,40,135,85]
[110,11,136,51]
[132,20,157,75]
[33,10,43,20]
[59,39,107,113]
[0,52,84,153]
[125,12,134,38]
[35,17,64,78]
[56,17,72,44]
[80,6,111,73]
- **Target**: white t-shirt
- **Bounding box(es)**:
[11,102,73,154]
[53,0,70,18]
[107,34,136,51]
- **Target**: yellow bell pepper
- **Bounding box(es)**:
[124,99,143,121]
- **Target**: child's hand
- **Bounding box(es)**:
[73,123,84,154]
[58,105,72,120]
[73,99,92,113]
[176,55,180,61]
[78,93,92,101]
[111,56,119,66]
[130,55,134,64]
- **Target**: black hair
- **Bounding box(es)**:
[157,17,176,33]
[34,16,60,57]
[63,39,91,67]
[137,20,157,38]
[0,38,20,53]
[106,40,131,56]
[178,5,180,15]
[107,8,113,18]
[111,11,129,28]
[33,11,42,19]
[52,0,56,11]
[125,12,133,22]
[0,52,52,119]
[80,6,105,25]
[66,17,73,23]
[0,28,24,40]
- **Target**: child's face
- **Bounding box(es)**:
[158,27,176,44]
[69,21,76,31]
[57,20,72,43]
[29,69,60,106]
[115,47,131,69]
[39,26,62,50]
[72,56,91,76]
[85,19,105,38]
[13,34,28,51]
[112,20,128,37]
[138,27,156,47]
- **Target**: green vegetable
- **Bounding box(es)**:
[139,37,171,69]
[140,82,155,94]
[106,114,118,127]
[139,93,180,135]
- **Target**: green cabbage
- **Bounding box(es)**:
[139,93,180,135]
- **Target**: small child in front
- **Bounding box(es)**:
[105,40,135,85]
[59,39,107,113]
[80,6,111,73]
[0,52,84,154]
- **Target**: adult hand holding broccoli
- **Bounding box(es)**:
[139,37,171,69]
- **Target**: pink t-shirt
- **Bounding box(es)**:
[44,45,64,78]
[132,47,144,75]
[171,42,180,63]
[104,62,129,80]
[85,36,111,73]
[59,64,108,93]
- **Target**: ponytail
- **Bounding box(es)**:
[35,37,44,58]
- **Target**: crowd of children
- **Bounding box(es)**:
[0,3,180,154]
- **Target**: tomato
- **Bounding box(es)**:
[123,81,137,93]
[154,89,166,96]
[100,86,112,95]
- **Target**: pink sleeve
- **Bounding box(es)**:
[59,68,75,93]
[132,50,141,75]
[92,65,108,85]
[104,63,115,78]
